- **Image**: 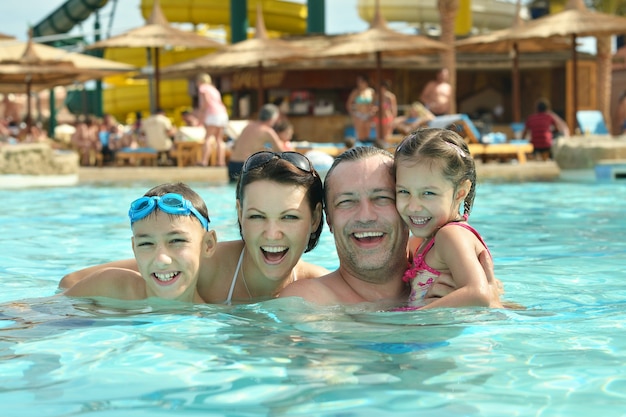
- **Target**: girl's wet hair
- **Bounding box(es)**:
[235,158,324,252]
[394,127,477,218]
[144,182,210,224]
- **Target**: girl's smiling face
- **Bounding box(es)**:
[132,211,214,302]
[395,158,468,239]
[237,180,321,282]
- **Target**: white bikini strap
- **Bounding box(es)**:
[226,247,245,305]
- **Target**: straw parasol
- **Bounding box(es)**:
[496,0,626,129]
[316,0,449,140]
[0,31,135,124]
[455,0,572,122]
[85,0,223,112]
[0,32,14,40]
[161,3,312,109]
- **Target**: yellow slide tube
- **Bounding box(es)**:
[140,0,307,34]
[104,0,306,119]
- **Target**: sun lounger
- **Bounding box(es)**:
[171,126,205,167]
[428,114,533,164]
[115,147,158,166]
[429,114,483,143]
[576,110,610,135]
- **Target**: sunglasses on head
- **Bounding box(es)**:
[242,151,316,175]
[128,193,210,231]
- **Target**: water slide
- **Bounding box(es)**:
[32,0,109,38]
[102,0,308,120]
[142,0,308,34]
[357,0,518,33]
[31,0,306,119]
[106,0,517,119]
[35,0,517,120]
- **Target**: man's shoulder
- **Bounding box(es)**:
[239,121,262,134]
[279,270,341,302]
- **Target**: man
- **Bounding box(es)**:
[419,68,452,116]
[181,110,201,127]
[141,109,177,165]
[141,108,176,153]
[228,103,287,182]
[522,98,569,161]
[279,146,499,306]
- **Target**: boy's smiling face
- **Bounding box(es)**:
[131,211,215,302]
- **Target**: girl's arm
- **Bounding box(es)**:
[419,226,500,309]
[425,250,503,300]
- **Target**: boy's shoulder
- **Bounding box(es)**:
[65,268,146,300]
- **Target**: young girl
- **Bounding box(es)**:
[394,128,502,309]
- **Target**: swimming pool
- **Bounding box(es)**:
[2,176,626,416]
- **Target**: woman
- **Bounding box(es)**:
[59,151,327,304]
[346,74,375,142]
[373,80,398,142]
[393,101,435,135]
[197,73,229,167]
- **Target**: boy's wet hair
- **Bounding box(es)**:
[144,182,209,225]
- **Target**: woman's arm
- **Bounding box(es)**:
[390,92,398,119]
[346,90,356,114]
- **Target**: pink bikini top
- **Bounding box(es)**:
[403,222,490,283]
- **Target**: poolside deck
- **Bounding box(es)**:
[77,160,560,185]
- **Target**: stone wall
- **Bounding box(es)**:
[0,143,79,175]
[554,136,626,169]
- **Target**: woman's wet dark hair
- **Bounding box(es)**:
[235,156,324,252]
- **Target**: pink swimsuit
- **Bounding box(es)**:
[403,222,490,304]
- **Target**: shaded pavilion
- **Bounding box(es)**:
[85,0,223,112]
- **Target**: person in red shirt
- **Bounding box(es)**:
[522,98,568,161]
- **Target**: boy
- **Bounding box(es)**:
[64,183,216,303]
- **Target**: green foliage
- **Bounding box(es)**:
[589,0,626,14]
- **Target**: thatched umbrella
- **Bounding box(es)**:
[495,0,626,130]
[85,0,223,112]
[0,32,135,125]
[160,3,311,109]
[455,0,572,122]
[315,0,449,140]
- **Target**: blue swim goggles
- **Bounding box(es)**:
[128,193,210,231]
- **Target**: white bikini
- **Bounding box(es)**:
[224,247,297,305]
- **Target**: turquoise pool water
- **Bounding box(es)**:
[1,177,626,416]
